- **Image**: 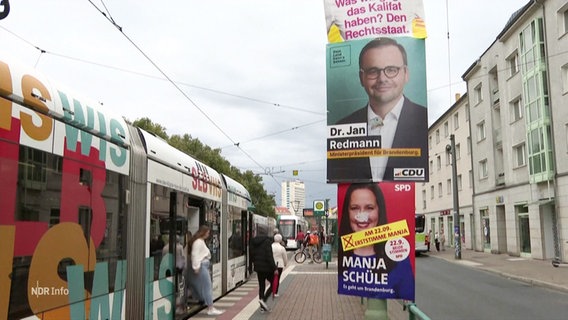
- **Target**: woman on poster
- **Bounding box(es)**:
[338,183,414,300]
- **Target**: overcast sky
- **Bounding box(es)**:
[1,0,526,208]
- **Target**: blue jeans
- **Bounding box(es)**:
[191,260,213,306]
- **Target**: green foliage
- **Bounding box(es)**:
[132,118,276,217]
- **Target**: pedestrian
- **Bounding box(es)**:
[273,228,286,247]
[250,232,278,312]
[188,225,224,316]
[295,228,305,249]
[434,231,440,252]
[440,230,446,251]
[271,233,288,297]
[426,230,431,252]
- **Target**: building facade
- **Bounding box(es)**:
[416,94,474,250]
[280,180,305,216]
[460,0,568,260]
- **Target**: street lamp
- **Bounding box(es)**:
[290,200,300,216]
[447,134,462,260]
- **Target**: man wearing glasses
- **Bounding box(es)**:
[328,37,428,182]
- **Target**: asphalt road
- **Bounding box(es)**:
[414,255,568,320]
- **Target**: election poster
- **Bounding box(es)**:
[324,1,429,183]
[337,182,415,300]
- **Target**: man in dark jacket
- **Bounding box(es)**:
[250,234,277,312]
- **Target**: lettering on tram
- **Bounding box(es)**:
[0,55,276,320]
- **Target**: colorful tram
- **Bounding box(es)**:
[0,55,275,320]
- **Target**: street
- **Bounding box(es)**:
[414,255,568,319]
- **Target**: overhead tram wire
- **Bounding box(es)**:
[86,0,274,178]
[218,119,325,150]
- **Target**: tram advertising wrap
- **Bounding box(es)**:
[0,54,274,320]
[337,182,415,300]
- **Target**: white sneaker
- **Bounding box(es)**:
[207,308,224,316]
[274,294,279,297]
[259,299,269,311]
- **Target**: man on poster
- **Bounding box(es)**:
[327,37,428,182]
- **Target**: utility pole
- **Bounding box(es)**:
[448,134,461,259]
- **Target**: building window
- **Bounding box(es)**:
[457,174,463,191]
[456,143,461,160]
[562,64,568,95]
[444,121,449,137]
[453,113,459,130]
[446,179,451,194]
[430,186,434,199]
[438,182,443,197]
[474,84,483,105]
[467,137,472,154]
[562,7,568,35]
[437,155,441,171]
[479,159,488,179]
[429,160,433,174]
[445,150,451,166]
[436,129,440,144]
[510,98,523,122]
[514,143,527,168]
[477,121,486,142]
[507,51,519,77]
[469,170,473,187]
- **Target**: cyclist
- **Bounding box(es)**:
[303,231,316,263]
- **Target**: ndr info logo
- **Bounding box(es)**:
[393,168,425,180]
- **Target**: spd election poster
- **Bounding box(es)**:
[337,182,415,300]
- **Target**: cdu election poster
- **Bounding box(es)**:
[324,0,429,184]
[337,182,415,300]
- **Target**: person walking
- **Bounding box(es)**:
[188,225,224,316]
[440,230,446,251]
[271,233,288,297]
[295,228,305,249]
[425,230,431,252]
[434,231,440,252]
[250,232,277,312]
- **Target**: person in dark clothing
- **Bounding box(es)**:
[250,234,277,312]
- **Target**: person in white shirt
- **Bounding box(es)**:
[271,234,288,297]
[188,225,224,316]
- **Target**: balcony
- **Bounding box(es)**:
[496,172,505,186]
[492,88,500,108]
[493,128,502,149]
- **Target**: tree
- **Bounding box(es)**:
[132,118,169,140]
[132,118,276,217]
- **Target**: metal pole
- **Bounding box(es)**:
[450,134,461,259]
[325,199,329,269]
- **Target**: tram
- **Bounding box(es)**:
[276,214,308,250]
[0,54,275,320]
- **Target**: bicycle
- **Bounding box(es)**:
[294,245,322,264]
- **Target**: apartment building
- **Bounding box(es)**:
[280,180,306,216]
[417,94,474,250]
[461,0,568,260]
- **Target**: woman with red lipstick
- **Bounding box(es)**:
[337,183,414,300]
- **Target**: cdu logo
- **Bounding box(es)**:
[393,168,425,180]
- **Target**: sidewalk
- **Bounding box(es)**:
[427,247,568,293]
[188,248,568,319]
[189,256,366,320]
